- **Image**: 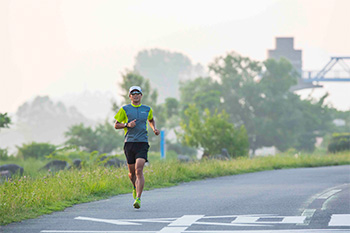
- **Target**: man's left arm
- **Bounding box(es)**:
[148,118,160,136]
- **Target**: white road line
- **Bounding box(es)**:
[298,209,316,226]
[318,189,342,199]
[168,215,204,227]
[329,214,350,226]
[194,221,268,227]
[230,216,305,225]
[202,215,273,219]
[75,216,141,225]
[281,216,305,224]
[231,216,259,223]
[157,227,188,233]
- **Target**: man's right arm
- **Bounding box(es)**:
[114,107,127,129]
[114,121,127,129]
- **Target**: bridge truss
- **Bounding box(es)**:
[302,57,350,83]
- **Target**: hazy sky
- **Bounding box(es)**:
[1,0,350,113]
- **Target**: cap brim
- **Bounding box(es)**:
[130,90,142,94]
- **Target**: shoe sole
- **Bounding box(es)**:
[133,202,140,209]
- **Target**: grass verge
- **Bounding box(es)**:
[1,152,349,225]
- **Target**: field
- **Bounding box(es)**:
[0,151,349,225]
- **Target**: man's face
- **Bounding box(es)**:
[129,90,142,102]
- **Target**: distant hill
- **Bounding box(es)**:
[0,96,95,154]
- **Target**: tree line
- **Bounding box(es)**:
[1,50,349,160]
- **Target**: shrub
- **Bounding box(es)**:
[328,133,350,153]
[179,105,249,158]
[17,142,57,159]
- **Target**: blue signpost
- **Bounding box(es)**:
[160,130,165,159]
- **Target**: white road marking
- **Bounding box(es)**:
[157,227,188,233]
[318,189,342,199]
[231,216,259,224]
[329,214,350,226]
[132,218,176,223]
[230,215,305,225]
[298,209,316,226]
[168,215,204,227]
[194,221,268,227]
[75,216,141,225]
[202,215,273,219]
[281,216,305,224]
[42,214,350,233]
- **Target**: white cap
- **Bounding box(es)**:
[129,86,142,94]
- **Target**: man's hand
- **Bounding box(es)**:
[128,119,137,128]
[153,129,160,136]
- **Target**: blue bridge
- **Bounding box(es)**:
[302,57,350,83]
[291,57,350,91]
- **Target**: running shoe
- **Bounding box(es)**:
[132,187,137,199]
[133,198,141,209]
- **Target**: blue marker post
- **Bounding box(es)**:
[160,130,165,160]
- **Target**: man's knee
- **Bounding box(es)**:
[135,167,143,177]
[129,171,135,178]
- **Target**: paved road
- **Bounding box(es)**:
[1,165,349,233]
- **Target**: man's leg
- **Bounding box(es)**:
[127,163,136,188]
[135,158,146,198]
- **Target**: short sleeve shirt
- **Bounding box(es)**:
[114,103,153,142]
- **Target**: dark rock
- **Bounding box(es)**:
[221,148,230,158]
[177,155,192,162]
[68,159,82,170]
[40,160,68,171]
[72,159,82,169]
[0,164,24,176]
[99,156,125,167]
[0,170,11,181]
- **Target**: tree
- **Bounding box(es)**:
[65,123,99,152]
[14,96,93,144]
[17,142,57,159]
[164,98,179,119]
[181,52,338,153]
[134,48,207,101]
[119,70,159,107]
[0,113,11,130]
[178,104,249,157]
[95,120,124,153]
[249,58,299,152]
[65,121,123,153]
[208,52,263,133]
[180,77,222,115]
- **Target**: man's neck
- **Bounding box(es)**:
[131,101,141,106]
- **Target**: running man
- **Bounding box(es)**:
[114,86,160,209]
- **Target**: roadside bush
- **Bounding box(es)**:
[327,133,350,153]
[17,142,57,159]
[179,105,249,158]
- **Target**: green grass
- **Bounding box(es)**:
[1,152,349,225]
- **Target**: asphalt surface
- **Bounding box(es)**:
[1,165,349,233]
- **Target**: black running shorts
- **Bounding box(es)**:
[124,142,149,164]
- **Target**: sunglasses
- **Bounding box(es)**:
[130,91,141,95]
